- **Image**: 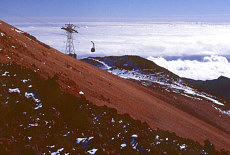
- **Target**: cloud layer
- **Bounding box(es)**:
[17,22,230,58]
[16,22,230,80]
[148,55,230,80]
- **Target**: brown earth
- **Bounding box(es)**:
[0,20,229,151]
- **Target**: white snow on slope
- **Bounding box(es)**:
[87,148,98,155]
[214,107,230,116]
[76,138,87,144]
[2,71,9,76]
[51,148,64,155]
[11,28,23,33]
[109,68,224,105]
[25,92,41,103]
[0,32,5,37]
[79,91,84,95]
[88,58,112,70]
[84,58,228,115]
[9,88,20,93]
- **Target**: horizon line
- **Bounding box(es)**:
[2,15,230,24]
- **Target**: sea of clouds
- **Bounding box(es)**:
[15,22,230,80]
[148,55,230,80]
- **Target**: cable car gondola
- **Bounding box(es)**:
[91,41,95,52]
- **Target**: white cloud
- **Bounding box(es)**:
[17,22,230,59]
[148,55,230,80]
[16,22,230,80]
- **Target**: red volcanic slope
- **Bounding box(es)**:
[0,20,229,151]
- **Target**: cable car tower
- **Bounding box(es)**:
[61,24,78,59]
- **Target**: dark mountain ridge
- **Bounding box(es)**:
[82,55,229,109]
[185,76,230,101]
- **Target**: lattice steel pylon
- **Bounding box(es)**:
[61,24,78,59]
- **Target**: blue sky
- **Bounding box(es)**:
[1,0,230,22]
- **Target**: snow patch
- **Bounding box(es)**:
[88,58,111,70]
[63,131,70,137]
[87,148,98,155]
[9,88,20,93]
[22,79,28,83]
[28,123,38,127]
[2,71,9,76]
[47,145,55,148]
[76,138,87,144]
[121,143,126,148]
[34,103,42,110]
[131,134,138,138]
[180,144,187,150]
[25,92,40,103]
[155,135,159,139]
[51,148,64,155]
[79,91,84,95]
[12,28,23,33]
[214,107,230,116]
[0,32,5,37]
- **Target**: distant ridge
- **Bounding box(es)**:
[185,76,230,101]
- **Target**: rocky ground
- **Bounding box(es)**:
[0,63,228,154]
